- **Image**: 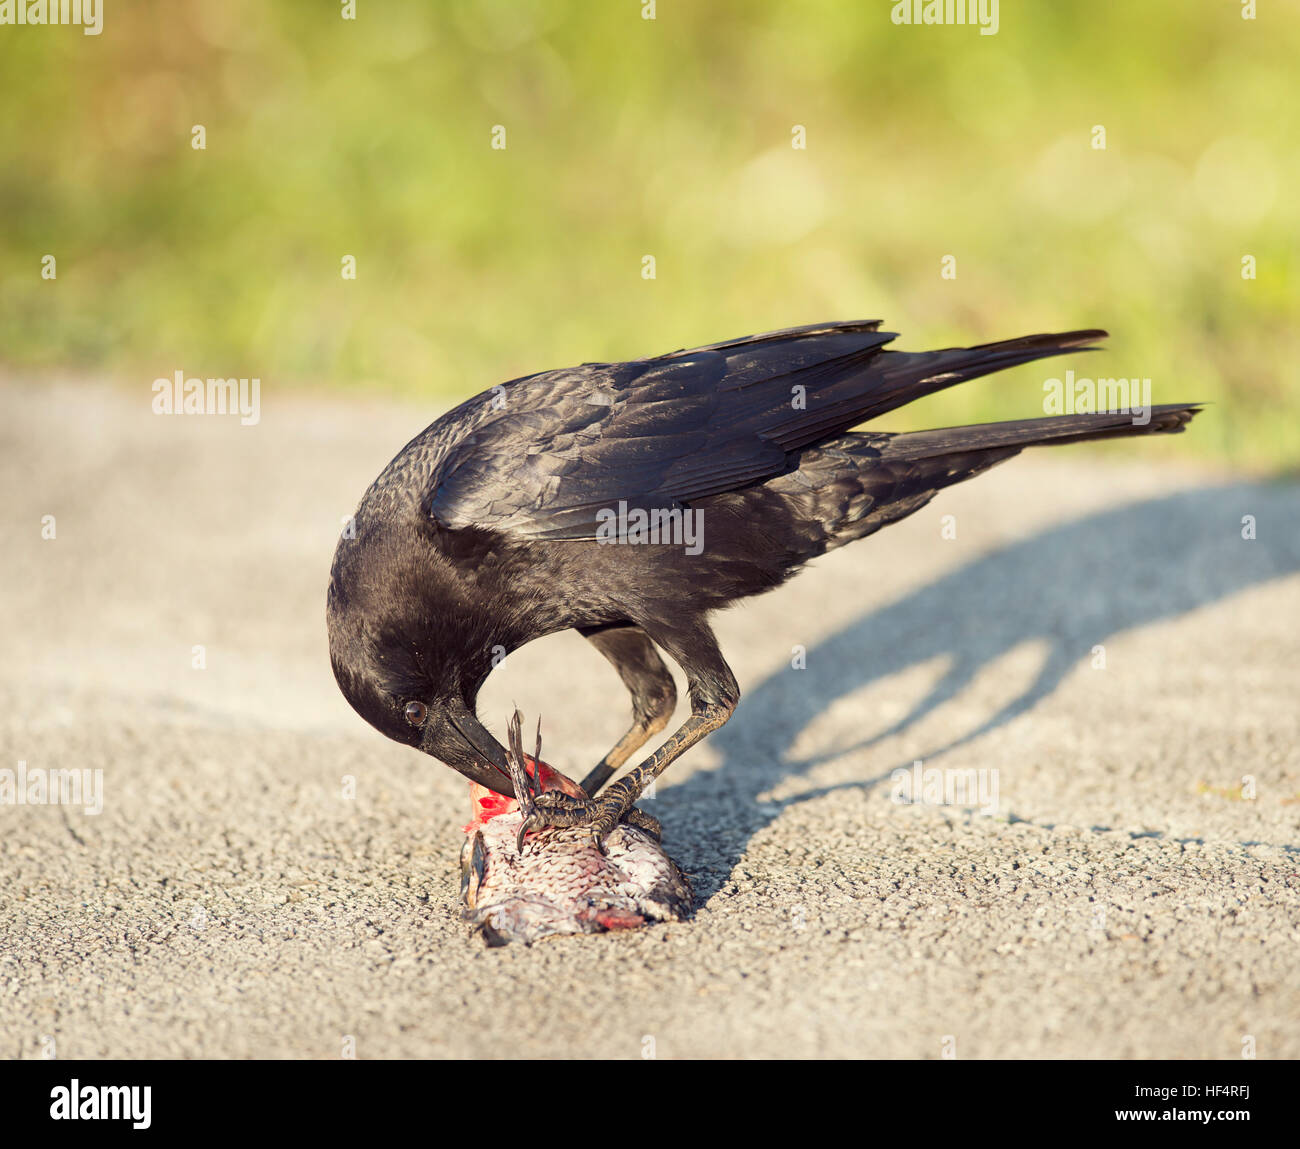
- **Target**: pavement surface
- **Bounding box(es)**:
[2,379,1298,1060]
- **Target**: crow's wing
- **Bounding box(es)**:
[427,321,1104,540]
[426,322,897,539]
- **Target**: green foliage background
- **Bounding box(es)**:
[1,0,1295,467]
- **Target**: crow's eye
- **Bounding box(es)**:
[404,701,428,726]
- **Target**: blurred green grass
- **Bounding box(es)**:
[1,0,1295,468]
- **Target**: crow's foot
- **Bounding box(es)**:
[504,707,661,851]
[516,787,661,853]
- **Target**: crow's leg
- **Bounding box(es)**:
[522,620,736,847]
[577,623,678,796]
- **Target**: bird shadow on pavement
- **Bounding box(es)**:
[654,479,1300,904]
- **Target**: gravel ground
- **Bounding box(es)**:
[2,379,1297,1060]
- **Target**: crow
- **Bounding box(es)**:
[327,321,1199,844]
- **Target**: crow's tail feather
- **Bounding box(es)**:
[855,329,1111,426]
[880,404,1201,461]
[797,404,1201,553]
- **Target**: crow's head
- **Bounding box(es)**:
[326,521,516,795]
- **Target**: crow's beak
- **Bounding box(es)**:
[438,700,516,796]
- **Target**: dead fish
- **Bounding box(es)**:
[458,712,692,946]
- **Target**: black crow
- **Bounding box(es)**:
[327,321,1199,844]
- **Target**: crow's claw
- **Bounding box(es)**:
[503,708,537,819]
[514,789,649,855]
[514,791,592,853]
[502,709,658,854]
[622,807,663,841]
